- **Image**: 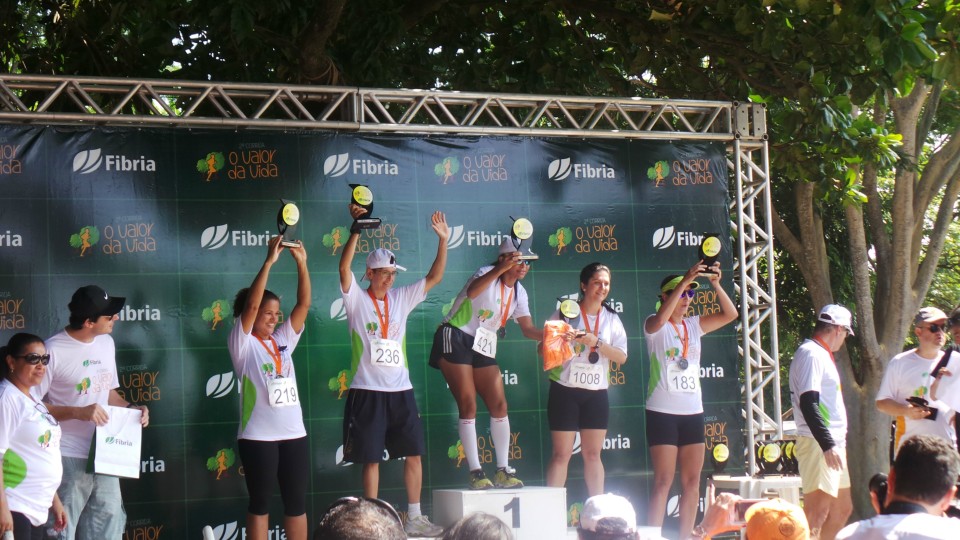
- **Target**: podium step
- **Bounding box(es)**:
[433,486,567,540]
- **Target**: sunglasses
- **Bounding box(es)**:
[34,401,58,426]
[926,324,945,334]
[374,269,398,277]
[15,353,51,365]
[325,496,402,525]
[665,289,696,299]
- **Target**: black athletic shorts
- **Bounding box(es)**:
[428,324,498,369]
[342,388,425,463]
[547,380,609,431]
[645,409,705,447]
[237,436,309,516]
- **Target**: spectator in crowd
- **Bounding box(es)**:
[836,434,960,539]
[578,493,640,540]
[441,512,513,540]
[689,480,810,539]
[868,473,889,515]
[313,497,405,540]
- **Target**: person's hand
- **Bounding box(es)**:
[133,405,150,427]
[52,496,68,531]
[824,447,844,471]
[681,260,707,288]
[0,504,13,537]
[265,235,284,265]
[82,403,110,426]
[288,241,308,264]
[697,481,742,538]
[348,203,369,220]
[494,252,522,274]
[430,211,449,242]
[706,262,722,284]
[904,403,931,420]
[573,333,598,347]
[561,329,582,342]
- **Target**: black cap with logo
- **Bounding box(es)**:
[69,285,126,320]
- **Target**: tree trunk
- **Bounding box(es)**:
[842,363,889,520]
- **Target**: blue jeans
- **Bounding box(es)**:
[46,456,126,540]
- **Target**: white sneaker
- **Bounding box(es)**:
[404,514,443,537]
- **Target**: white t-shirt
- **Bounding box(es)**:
[227,317,306,441]
[546,307,627,391]
[342,275,427,392]
[0,379,63,526]
[39,330,120,458]
[929,351,960,411]
[789,339,847,447]
[443,266,531,338]
[836,513,960,539]
[877,349,957,450]
[644,315,705,414]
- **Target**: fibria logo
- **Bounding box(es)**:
[323,153,399,177]
[329,298,347,321]
[69,226,100,257]
[652,226,703,250]
[197,146,279,180]
[547,158,616,181]
[0,143,22,175]
[446,225,464,249]
[73,149,156,174]
[206,372,237,399]
[206,521,286,540]
[202,299,229,331]
[200,225,274,250]
[0,292,25,331]
[0,230,22,247]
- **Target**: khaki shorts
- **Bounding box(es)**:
[795,436,851,497]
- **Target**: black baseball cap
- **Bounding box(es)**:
[69,285,126,320]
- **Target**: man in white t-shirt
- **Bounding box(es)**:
[788,304,854,540]
[338,205,448,538]
[877,307,957,454]
[836,434,960,539]
[39,285,150,540]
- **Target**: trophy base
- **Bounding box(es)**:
[518,254,539,261]
[280,240,302,248]
[352,218,382,232]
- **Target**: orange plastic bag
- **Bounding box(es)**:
[542,320,574,371]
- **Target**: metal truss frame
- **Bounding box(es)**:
[0,74,778,473]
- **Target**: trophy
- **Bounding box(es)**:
[510,217,539,260]
[711,442,730,476]
[276,199,301,247]
[756,440,782,475]
[781,440,799,475]
[698,233,721,274]
[350,184,381,232]
[559,299,582,325]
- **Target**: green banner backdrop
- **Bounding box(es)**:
[0,125,743,538]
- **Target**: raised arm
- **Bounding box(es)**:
[241,235,284,334]
[644,260,704,334]
[339,204,368,293]
[466,253,520,299]
[288,242,311,333]
[424,211,449,292]
[699,262,738,334]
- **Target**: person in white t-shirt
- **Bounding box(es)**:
[39,285,150,540]
[642,260,736,540]
[428,238,542,491]
[543,263,627,497]
[0,333,67,540]
[789,304,855,540]
[836,434,960,539]
[876,307,957,454]
[228,235,311,540]
[338,205,448,538]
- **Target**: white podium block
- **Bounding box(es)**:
[433,486,567,540]
[711,475,802,505]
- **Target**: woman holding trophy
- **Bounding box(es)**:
[429,239,542,490]
[543,263,627,497]
[228,235,311,540]
[643,259,736,539]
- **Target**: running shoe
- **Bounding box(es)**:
[469,468,494,490]
[404,514,443,537]
[493,466,524,488]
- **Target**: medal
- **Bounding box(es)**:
[589,351,600,364]
[497,327,506,339]
[678,357,689,370]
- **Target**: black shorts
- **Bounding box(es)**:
[428,324,498,369]
[548,380,609,431]
[342,388,425,463]
[645,409,705,447]
[237,436,309,516]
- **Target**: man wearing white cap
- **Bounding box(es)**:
[876,307,957,454]
[338,205,449,537]
[789,304,854,540]
[577,493,641,540]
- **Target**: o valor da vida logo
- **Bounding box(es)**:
[124,518,164,540]
[117,364,161,403]
[197,144,281,181]
[0,292,25,330]
[0,143,22,175]
[100,216,158,255]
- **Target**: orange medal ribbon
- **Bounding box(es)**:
[256,335,283,375]
[669,320,689,359]
[498,281,514,330]
[367,289,390,339]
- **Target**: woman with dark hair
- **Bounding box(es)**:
[429,239,542,490]
[228,236,311,540]
[441,512,514,540]
[544,263,627,497]
[0,333,67,539]
[643,260,737,539]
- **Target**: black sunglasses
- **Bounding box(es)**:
[926,324,945,334]
[325,496,402,525]
[15,353,51,365]
[34,401,59,426]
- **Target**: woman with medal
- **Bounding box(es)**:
[544,263,627,497]
[0,333,67,540]
[429,239,542,490]
[228,236,311,540]
[643,260,736,539]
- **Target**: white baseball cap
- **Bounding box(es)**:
[498,237,518,255]
[818,304,854,335]
[366,248,406,271]
[579,493,637,534]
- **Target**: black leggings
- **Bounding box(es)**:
[12,511,44,540]
[237,436,309,516]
